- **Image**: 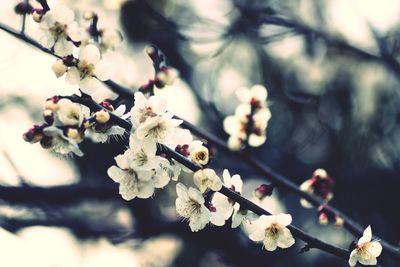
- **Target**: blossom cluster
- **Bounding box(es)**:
[16,2,384,266]
[23,96,128,156]
[223,85,272,150]
[36,5,122,57]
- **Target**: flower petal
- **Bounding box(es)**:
[65,67,80,85]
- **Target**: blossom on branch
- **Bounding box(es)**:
[42,126,84,156]
[249,214,295,251]
[211,169,243,220]
[175,183,224,232]
[130,92,182,143]
[348,226,382,266]
[223,85,271,150]
[193,168,222,193]
[38,5,84,56]
[65,44,110,92]
[86,104,129,143]
[231,203,257,228]
[107,149,170,201]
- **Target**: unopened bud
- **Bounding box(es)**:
[175,144,189,157]
[67,128,80,139]
[319,212,329,225]
[314,168,328,179]
[40,136,53,149]
[99,100,114,111]
[32,10,43,23]
[334,216,344,227]
[15,2,33,15]
[83,10,94,20]
[43,109,54,124]
[23,128,42,143]
[254,184,274,200]
[206,202,217,212]
[95,109,110,124]
[44,100,59,111]
[145,46,156,60]
[227,136,242,151]
[52,59,67,78]
[102,29,122,50]
[155,68,178,88]
[83,120,92,129]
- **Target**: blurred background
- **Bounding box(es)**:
[1,0,400,266]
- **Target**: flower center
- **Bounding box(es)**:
[188,199,202,215]
[139,107,158,123]
[195,151,206,161]
[78,61,95,78]
[136,150,148,166]
[50,22,68,39]
[266,223,281,238]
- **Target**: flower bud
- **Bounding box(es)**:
[193,168,222,193]
[155,67,178,88]
[190,146,209,166]
[102,29,122,50]
[23,127,42,143]
[95,109,110,124]
[206,202,217,212]
[40,136,53,149]
[15,2,33,15]
[99,100,114,111]
[334,216,344,227]
[32,10,43,23]
[44,101,58,112]
[318,212,329,225]
[43,109,54,124]
[175,144,189,157]
[83,120,93,129]
[67,128,80,140]
[254,183,274,200]
[145,46,156,60]
[83,10,94,20]
[52,59,67,78]
[227,136,242,151]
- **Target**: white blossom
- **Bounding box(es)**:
[231,203,257,228]
[193,168,222,193]
[130,92,182,143]
[54,98,84,127]
[65,44,110,92]
[223,85,272,150]
[127,134,161,171]
[87,105,129,143]
[236,84,268,106]
[42,126,83,156]
[131,92,167,126]
[39,5,84,56]
[211,169,243,220]
[101,29,123,50]
[156,67,179,87]
[107,150,166,201]
[52,59,67,78]
[249,214,295,251]
[349,226,382,266]
[189,140,209,166]
[175,183,224,232]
